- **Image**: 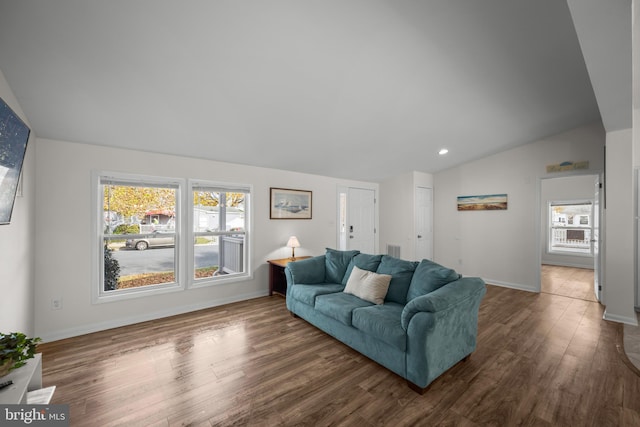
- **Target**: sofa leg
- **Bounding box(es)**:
[289,311,299,318]
[407,381,430,395]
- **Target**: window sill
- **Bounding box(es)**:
[546,250,593,258]
[189,272,252,289]
[93,282,184,304]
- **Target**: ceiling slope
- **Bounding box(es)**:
[0,0,602,181]
[567,0,632,132]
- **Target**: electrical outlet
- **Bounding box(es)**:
[51,297,62,310]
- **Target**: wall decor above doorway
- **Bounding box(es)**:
[546,160,589,173]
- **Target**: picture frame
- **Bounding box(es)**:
[270,188,312,219]
[457,194,508,211]
[0,96,31,224]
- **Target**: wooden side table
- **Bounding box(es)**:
[267,256,311,296]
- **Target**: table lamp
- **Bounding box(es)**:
[287,236,300,260]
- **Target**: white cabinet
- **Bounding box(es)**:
[0,353,42,404]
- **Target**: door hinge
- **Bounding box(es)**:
[599,183,603,189]
[598,285,602,290]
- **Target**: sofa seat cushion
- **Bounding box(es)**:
[290,283,345,307]
[315,292,373,326]
[352,303,406,351]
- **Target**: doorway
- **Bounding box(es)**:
[539,174,602,302]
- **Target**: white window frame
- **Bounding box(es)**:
[188,179,252,288]
[547,199,594,257]
[91,171,186,304]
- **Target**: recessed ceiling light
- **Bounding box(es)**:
[438,148,449,155]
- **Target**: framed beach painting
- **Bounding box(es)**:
[457,194,508,211]
[270,188,312,219]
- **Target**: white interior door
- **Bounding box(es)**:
[415,186,433,260]
[347,187,375,253]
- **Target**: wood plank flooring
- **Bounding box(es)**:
[541,264,596,302]
[38,285,640,426]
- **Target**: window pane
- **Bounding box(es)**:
[193,190,220,232]
[224,192,246,231]
[103,183,177,291]
[549,202,592,255]
[219,235,245,275]
[194,236,219,279]
[192,188,247,280]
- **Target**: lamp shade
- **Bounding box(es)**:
[287,236,300,248]
[286,236,300,259]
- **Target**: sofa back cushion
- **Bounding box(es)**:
[325,248,360,284]
[376,255,419,304]
[341,253,384,285]
[406,259,461,301]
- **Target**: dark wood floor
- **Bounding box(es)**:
[39,285,640,426]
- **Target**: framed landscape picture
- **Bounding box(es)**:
[270,188,312,219]
[457,194,508,211]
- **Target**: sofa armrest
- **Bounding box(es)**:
[285,255,326,286]
[401,277,486,330]
[403,277,486,388]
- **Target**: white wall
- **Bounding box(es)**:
[0,70,36,335]
[380,172,412,259]
[633,0,640,310]
[433,122,605,291]
[34,139,377,341]
[604,129,636,324]
[379,171,433,261]
[540,174,597,269]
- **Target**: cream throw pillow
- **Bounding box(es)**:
[344,266,392,305]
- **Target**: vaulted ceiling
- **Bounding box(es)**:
[0,1,631,182]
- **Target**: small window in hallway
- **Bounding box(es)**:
[548,201,593,255]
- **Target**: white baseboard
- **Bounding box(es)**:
[39,290,269,343]
[603,310,639,326]
[483,278,538,293]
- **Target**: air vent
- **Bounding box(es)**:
[386,244,401,258]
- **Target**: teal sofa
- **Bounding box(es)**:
[285,249,486,393]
